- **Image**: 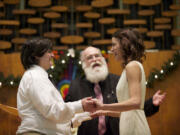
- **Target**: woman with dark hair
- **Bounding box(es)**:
[17,38,95,135]
[91,28,151,135]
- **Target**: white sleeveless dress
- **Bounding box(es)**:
[116,61,151,135]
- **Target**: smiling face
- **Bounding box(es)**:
[81,47,108,83]
[38,49,54,70]
[111,28,146,66]
[82,47,103,70]
[111,37,123,61]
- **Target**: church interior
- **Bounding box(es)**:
[0,0,180,134]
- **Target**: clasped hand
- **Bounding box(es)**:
[81,97,108,118]
[81,97,103,112]
[72,98,106,128]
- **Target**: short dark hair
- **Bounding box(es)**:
[21,37,53,70]
[112,28,145,67]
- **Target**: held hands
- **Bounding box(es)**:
[81,97,107,120]
[153,90,166,106]
[72,97,103,128]
[88,98,107,118]
[81,97,96,112]
[90,110,108,118]
[81,97,104,112]
[91,98,104,110]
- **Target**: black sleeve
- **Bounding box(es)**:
[144,97,159,117]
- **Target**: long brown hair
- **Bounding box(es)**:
[112,28,146,67]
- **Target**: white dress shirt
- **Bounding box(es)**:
[16,65,83,135]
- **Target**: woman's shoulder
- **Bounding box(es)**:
[125,61,143,78]
[125,60,142,69]
[125,61,145,77]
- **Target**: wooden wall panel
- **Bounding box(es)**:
[144,51,175,76]
[0,51,180,134]
[108,50,176,76]
[146,65,180,135]
[0,51,175,78]
[0,52,24,77]
[0,87,19,135]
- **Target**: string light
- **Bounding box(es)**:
[160,69,164,74]
[170,62,174,66]
[49,74,53,78]
[10,81,14,85]
[61,60,65,64]
[108,50,112,54]
[154,75,158,79]
[0,51,179,88]
[67,53,70,57]
[51,65,54,69]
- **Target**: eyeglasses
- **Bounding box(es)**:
[85,53,102,61]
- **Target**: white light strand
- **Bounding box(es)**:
[170,62,174,66]
[49,74,53,78]
[62,60,65,64]
[51,65,54,69]
[160,69,164,74]
[10,81,14,85]
[67,53,70,57]
[154,75,158,79]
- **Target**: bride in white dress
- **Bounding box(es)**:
[91,28,151,135]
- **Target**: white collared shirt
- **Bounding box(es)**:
[17,65,83,135]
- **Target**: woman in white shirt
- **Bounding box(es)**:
[17,38,95,135]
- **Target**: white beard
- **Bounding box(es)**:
[82,58,109,83]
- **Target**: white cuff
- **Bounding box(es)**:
[67,100,84,114]
[72,112,92,128]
